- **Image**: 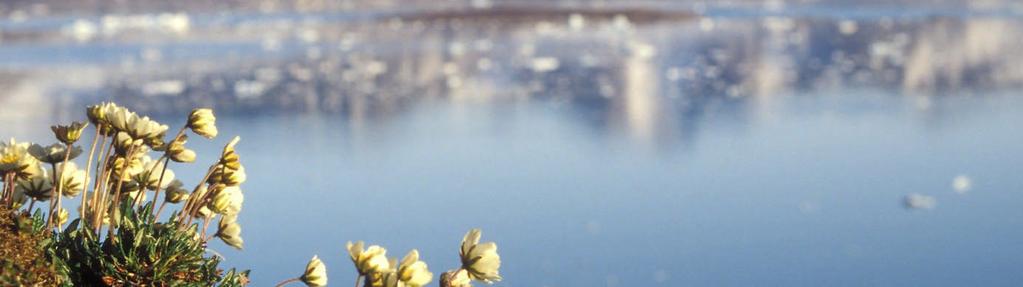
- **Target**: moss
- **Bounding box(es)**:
[0,206,60,286]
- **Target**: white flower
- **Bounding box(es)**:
[300,255,328,287]
[459,229,501,283]
[347,241,390,275]
[216,215,244,249]
[188,108,218,139]
[58,162,87,197]
[208,185,244,215]
[398,249,433,287]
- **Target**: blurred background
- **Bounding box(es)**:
[2,0,1023,286]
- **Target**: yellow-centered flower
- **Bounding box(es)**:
[0,138,42,177]
[87,102,118,127]
[51,121,89,145]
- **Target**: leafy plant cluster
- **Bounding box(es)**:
[0,101,506,287]
[0,103,249,286]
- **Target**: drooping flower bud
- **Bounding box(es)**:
[209,165,246,186]
[164,180,189,203]
[216,215,244,249]
[208,185,243,215]
[347,241,391,275]
[217,136,242,170]
[188,108,218,139]
[301,255,328,287]
[398,250,434,287]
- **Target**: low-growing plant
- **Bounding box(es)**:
[1,101,504,286]
[1,102,249,286]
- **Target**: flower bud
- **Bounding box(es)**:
[216,215,244,249]
[440,269,472,287]
[208,185,243,215]
[164,180,189,203]
[301,255,328,287]
[217,136,242,169]
[398,250,434,287]
[347,241,390,275]
[209,165,246,186]
[166,134,197,163]
[188,108,218,139]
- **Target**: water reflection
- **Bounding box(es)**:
[3,8,1022,149]
[2,3,1023,286]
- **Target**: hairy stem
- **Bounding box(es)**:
[154,200,169,222]
[107,144,138,239]
[79,127,101,225]
[274,278,301,287]
[46,162,59,228]
[51,143,74,231]
[91,139,113,234]
[178,164,217,225]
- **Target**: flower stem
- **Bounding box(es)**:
[79,127,101,226]
[146,156,171,218]
[91,139,113,234]
[1,172,10,207]
[51,143,74,231]
[46,162,59,228]
[178,164,217,225]
[107,144,138,239]
[154,200,169,222]
[142,127,185,212]
[274,277,301,287]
